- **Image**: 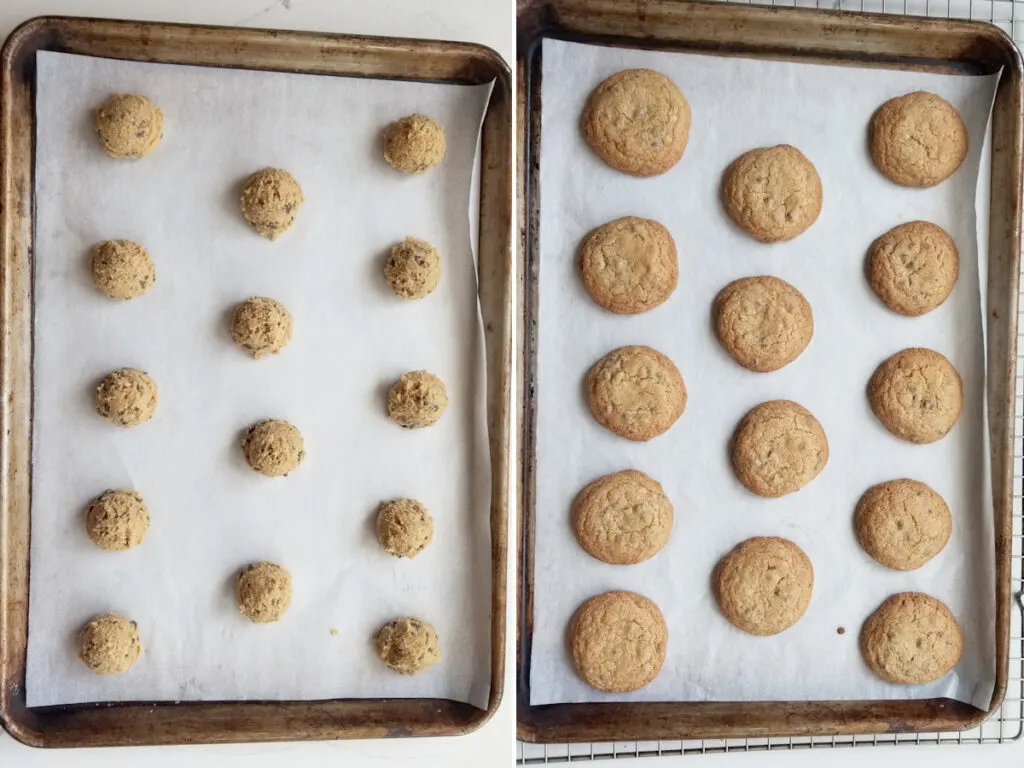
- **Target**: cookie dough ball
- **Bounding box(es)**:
[93,93,163,159]
[375,617,441,675]
[85,490,149,551]
[90,240,155,299]
[385,237,441,299]
[869,92,968,187]
[860,592,963,684]
[240,168,304,240]
[867,221,959,316]
[242,419,305,477]
[231,296,293,359]
[854,479,952,571]
[94,368,158,428]
[731,400,828,497]
[714,276,813,372]
[572,470,673,565]
[868,348,963,444]
[383,115,446,174]
[387,371,449,428]
[78,613,142,675]
[376,498,434,558]
[237,561,292,623]
[581,69,690,177]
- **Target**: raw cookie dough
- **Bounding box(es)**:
[240,168,304,240]
[90,240,155,299]
[860,592,963,684]
[581,69,691,177]
[721,145,822,243]
[867,221,959,316]
[731,400,829,497]
[375,616,441,675]
[383,115,446,174]
[585,345,686,442]
[570,590,668,692]
[854,479,952,571]
[242,419,305,477]
[869,91,968,187]
[714,536,814,636]
[94,368,158,428]
[868,347,963,444]
[237,561,292,623]
[571,469,673,565]
[578,216,678,314]
[376,498,434,558]
[387,371,449,428]
[385,237,441,299]
[93,93,164,159]
[231,296,293,359]
[85,489,149,551]
[78,613,142,675]
[714,276,813,372]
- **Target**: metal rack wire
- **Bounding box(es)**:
[517,0,1024,761]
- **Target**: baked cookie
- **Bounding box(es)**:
[387,371,449,428]
[569,590,667,692]
[376,617,441,675]
[94,93,163,159]
[376,498,434,558]
[585,345,686,442]
[854,479,952,571]
[867,221,959,316]
[581,69,691,177]
[721,145,822,243]
[571,470,673,565]
[85,490,149,551]
[240,168,304,240]
[869,92,968,187]
[860,592,963,684]
[78,613,141,675]
[237,561,292,623]
[385,237,441,299]
[868,348,963,444]
[714,536,814,636]
[95,368,158,428]
[730,400,828,497]
[90,240,155,299]
[714,276,813,372]
[578,216,678,314]
[231,296,293,359]
[242,419,305,477]
[383,115,446,174]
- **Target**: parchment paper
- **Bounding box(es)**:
[530,39,999,707]
[28,51,492,708]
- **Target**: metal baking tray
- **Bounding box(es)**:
[517,0,1022,744]
[0,15,511,748]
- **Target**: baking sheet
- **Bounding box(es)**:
[530,39,999,707]
[27,51,492,709]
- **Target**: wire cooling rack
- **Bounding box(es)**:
[517,0,1024,761]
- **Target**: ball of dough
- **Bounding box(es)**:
[375,617,441,675]
[383,115,446,174]
[95,368,158,428]
[90,240,155,299]
[231,296,293,358]
[78,613,142,675]
[237,561,292,623]
[385,237,441,300]
[376,498,434,558]
[242,419,305,477]
[240,168,304,240]
[94,93,164,159]
[386,371,448,428]
[85,490,149,551]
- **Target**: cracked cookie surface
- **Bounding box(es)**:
[854,479,951,571]
[570,590,667,692]
[730,400,828,497]
[869,348,962,444]
[867,221,959,316]
[572,470,673,565]
[714,276,813,372]
[869,91,967,187]
[860,592,962,684]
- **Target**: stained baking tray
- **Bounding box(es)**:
[517,0,1023,744]
[0,15,512,748]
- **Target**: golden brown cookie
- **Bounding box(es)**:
[90,240,155,299]
[385,237,441,299]
[860,592,963,684]
[231,296,293,359]
[578,216,678,314]
[240,168,304,240]
[571,470,673,565]
[867,221,959,316]
[93,93,163,159]
[387,371,449,428]
[730,400,828,497]
[585,345,686,442]
[713,536,814,636]
[383,115,446,174]
[95,368,158,428]
[714,276,813,372]
[868,348,963,444]
[85,490,149,551]
[581,69,691,177]
[237,561,292,623]
[569,590,667,692]
[376,498,434,558]
[78,613,142,675]
[376,617,441,675]
[242,419,306,477]
[869,92,968,187]
[721,145,822,243]
[854,479,952,571]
